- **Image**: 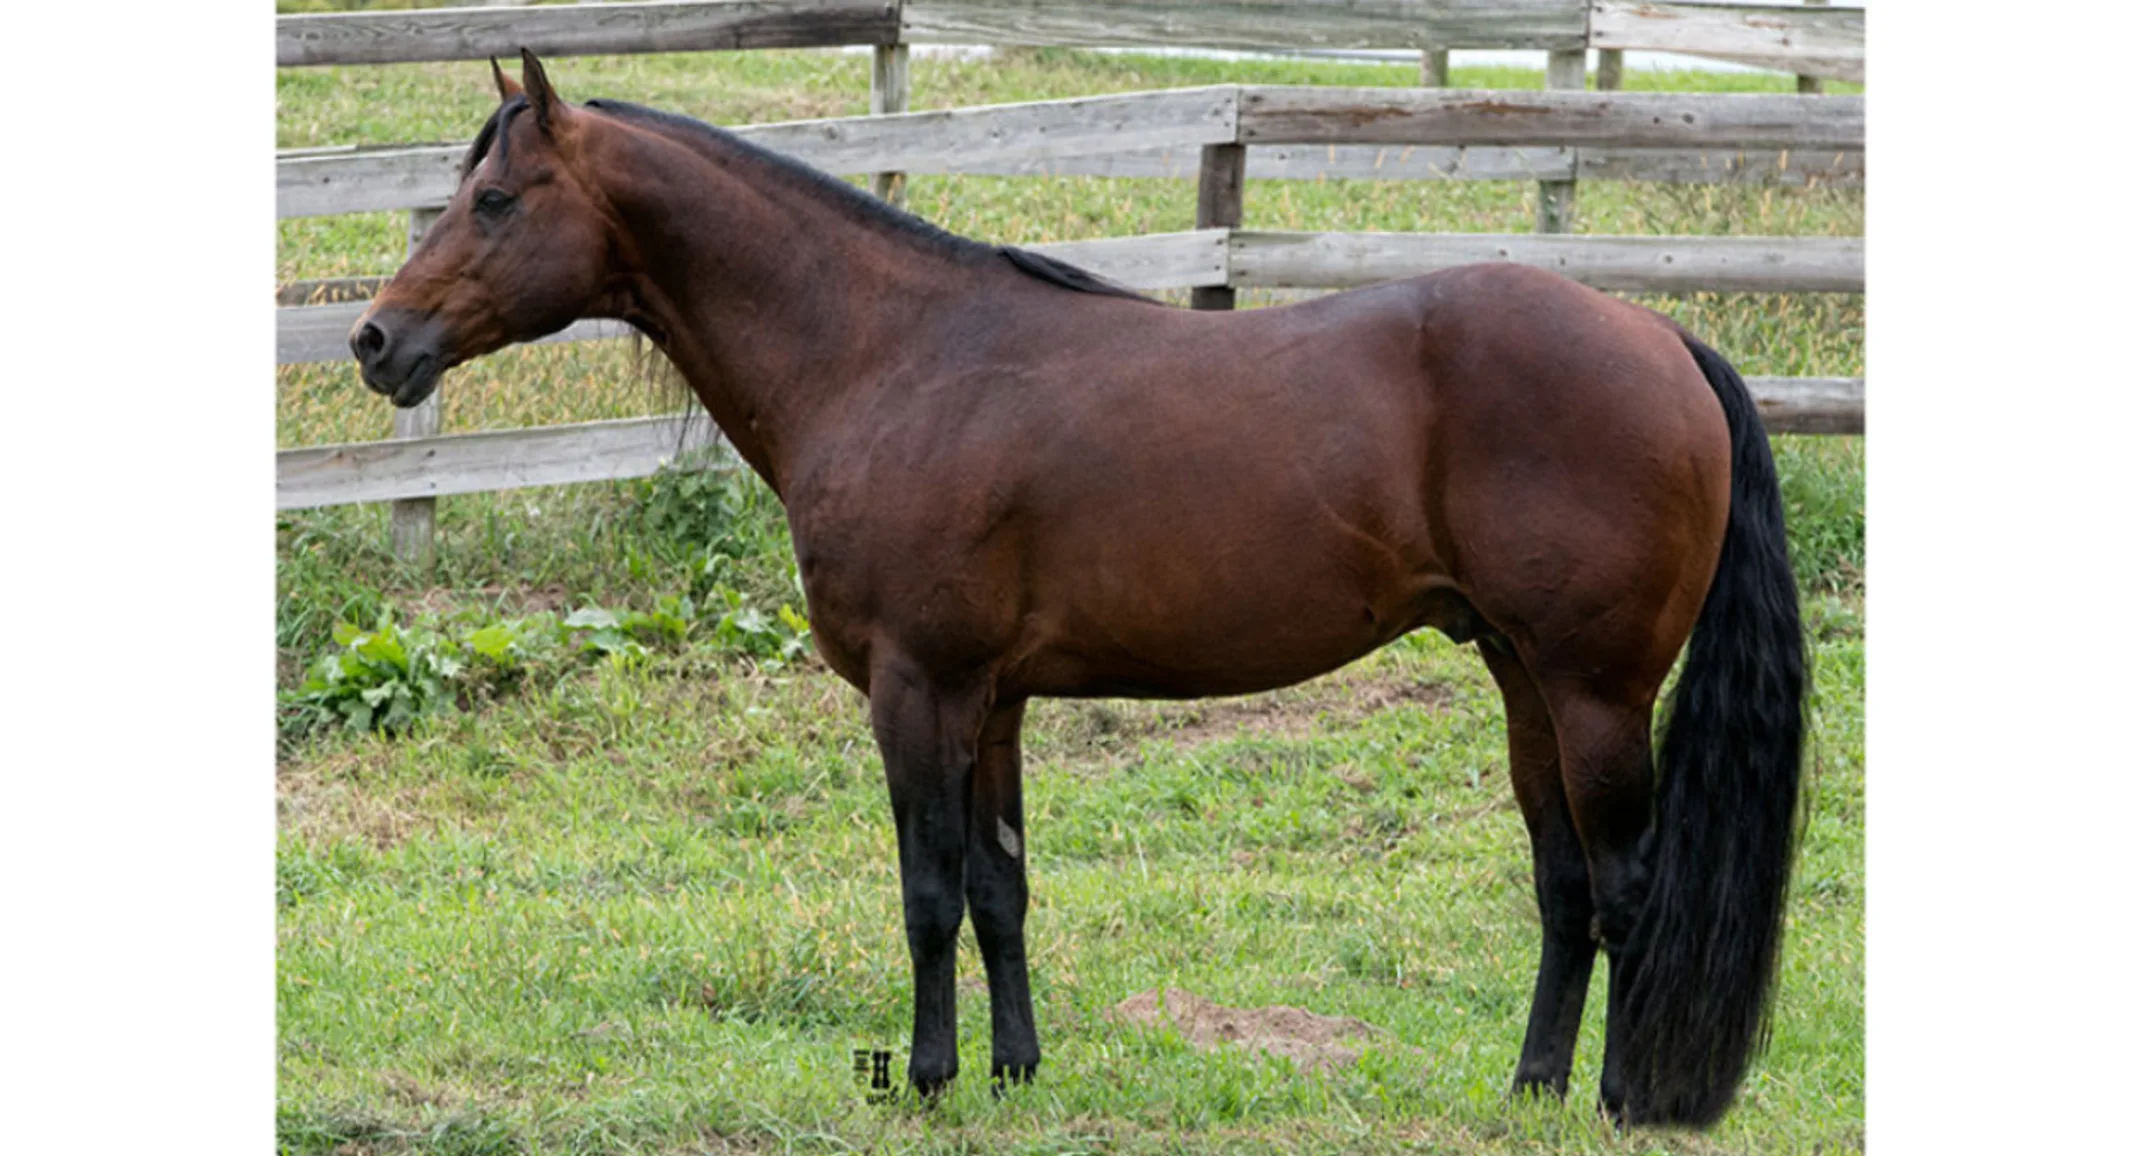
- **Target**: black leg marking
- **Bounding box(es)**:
[967,699,1040,1089]
[869,658,988,1098]
[1482,645,1598,1101]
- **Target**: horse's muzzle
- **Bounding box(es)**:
[350,307,450,408]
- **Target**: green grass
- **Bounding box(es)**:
[277,594,1863,1155]
[278,44,1863,1156]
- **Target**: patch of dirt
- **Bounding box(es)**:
[277,759,436,849]
[1107,987,1396,1073]
[379,1069,457,1109]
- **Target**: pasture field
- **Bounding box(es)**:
[277,46,1864,1155]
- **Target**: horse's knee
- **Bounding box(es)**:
[903,877,965,953]
[1535,854,1594,942]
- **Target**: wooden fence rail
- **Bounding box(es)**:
[1227,231,1863,293]
[277,373,1861,512]
[277,139,1862,220]
[1590,1,1864,84]
[276,0,899,67]
[1232,86,1864,150]
[275,1,1862,78]
[277,86,1864,219]
[278,414,720,511]
[277,228,1859,364]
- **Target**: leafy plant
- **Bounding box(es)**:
[561,607,653,662]
[559,594,699,660]
[283,616,463,734]
[704,587,813,663]
[460,612,566,696]
[629,458,785,564]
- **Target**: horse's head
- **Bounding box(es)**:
[351,52,621,407]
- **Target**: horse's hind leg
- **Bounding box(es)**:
[1482,643,1599,1099]
[966,698,1040,1087]
[1541,686,1661,1121]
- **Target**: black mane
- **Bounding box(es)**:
[578,98,1156,304]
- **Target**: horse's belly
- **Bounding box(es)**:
[1010,514,1443,698]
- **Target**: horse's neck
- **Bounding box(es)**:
[604,136,991,494]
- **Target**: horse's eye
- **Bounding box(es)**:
[474,188,515,216]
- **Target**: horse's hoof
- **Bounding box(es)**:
[907,1067,956,1103]
[1509,1075,1569,1102]
[989,1059,1038,1098]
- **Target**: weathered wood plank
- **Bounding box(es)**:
[278,415,733,510]
[277,87,1236,217]
[277,0,899,68]
[739,85,1239,175]
[1537,49,1586,234]
[868,42,911,205]
[1796,0,1830,93]
[1192,145,1247,310]
[391,209,445,566]
[938,142,1858,186]
[1575,146,1861,186]
[1022,230,1232,291]
[278,84,1868,218]
[279,139,1561,217]
[1589,2,1864,84]
[276,138,1861,220]
[1229,231,1862,293]
[280,232,1857,365]
[279,144,463,219]
[1419,47,1450,88]
[277,377,1858,512]
[1747,375,1860,435]
[903,0,1589,52]
[277,231,1229,366]
[279,301,634,366]
[275,83,1237,218]
[278,233,1234,307]
[1237,86,1864,150]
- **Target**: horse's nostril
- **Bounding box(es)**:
[352,321,387,360]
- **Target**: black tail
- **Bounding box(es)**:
[1618,338,1808,1126]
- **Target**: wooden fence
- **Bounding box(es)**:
[276,1,1864,81]
[275,2,1864,541]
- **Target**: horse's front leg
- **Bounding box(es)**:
[869,655,991,1097]
[967,698,1039,1088]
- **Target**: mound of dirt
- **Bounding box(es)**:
[1108,988,1391,1073]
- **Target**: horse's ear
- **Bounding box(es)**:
[490,56,523,103]
[519,48,562,134]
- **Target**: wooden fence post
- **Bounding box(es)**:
[1190,143,1245,311]
[1596,49,1623,91]
[1419,48,1449,88]
[1798,0,1828,93]
[1537,50,1586,234]
[870,42,910,204]
[390,206,442,568]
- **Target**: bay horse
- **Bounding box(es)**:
[349,53,1806,1128]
